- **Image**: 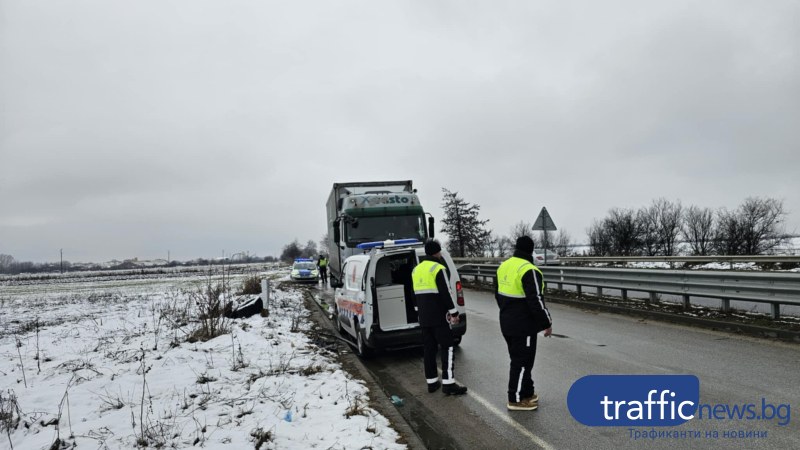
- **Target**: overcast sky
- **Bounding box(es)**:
[1,0,798,263]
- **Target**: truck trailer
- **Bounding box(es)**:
[326,180,434,285]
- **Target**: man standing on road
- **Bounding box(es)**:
[317,255,328,286]
[495,236,552,411]
[412,240,468,396]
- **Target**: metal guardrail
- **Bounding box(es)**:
[453,255,800,265]
[457,264,800,319]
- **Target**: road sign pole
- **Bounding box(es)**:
[544,229,548,265]
[532,207,557,266]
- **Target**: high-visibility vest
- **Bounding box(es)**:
[412,260,445,295]
[497,256,545,298]
[319,258,328,268]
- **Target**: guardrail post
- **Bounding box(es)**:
[557,282,563,290]
[576,285,582,296]
[771,303,780,320]
[621,289,627,301]
[597,287,603,296]
[649,292,659,304]
[682,294,690,310]
[721,298,730,313]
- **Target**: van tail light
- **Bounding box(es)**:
[456,281,464,306]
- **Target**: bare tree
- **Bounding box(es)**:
[637,206,660,256]
[587,220,611,256]
[485,233,500,257]
[318,233,329,256]
[547,230,573,256]
[279,240,303,262]
[682,205,715,255]
[302,240,318,258]
[605,208,642,256]
[509,221,537,245]
[497,236,513,258]
[653,198,683,256]
[716,197,787,255]
[0,254,14,273]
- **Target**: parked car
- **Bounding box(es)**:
[533,250,561,266]
[290,258,319,282]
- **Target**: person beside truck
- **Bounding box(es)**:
[317,255,328,285]
[495,236,552,411]
[411,240,468,396]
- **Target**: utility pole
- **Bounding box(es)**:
[167,250,170,264]
[60,249,63,273]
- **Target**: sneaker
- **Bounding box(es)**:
[442,383,468,396]
[427,381,441,393]
[522,393,539,403]
[507,397,538,411]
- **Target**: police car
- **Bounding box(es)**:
[290,258,319,282]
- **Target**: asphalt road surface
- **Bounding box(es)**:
[320,286,800,450]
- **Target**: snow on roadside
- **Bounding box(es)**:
[0,273,406,449]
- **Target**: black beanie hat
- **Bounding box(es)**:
[424,240,442,256]
[515,236,535,254]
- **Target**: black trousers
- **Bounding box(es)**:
[319,267,327,283]
[503,334,538,402]
[422,325,456,384]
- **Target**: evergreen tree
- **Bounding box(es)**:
[440,188,491,257]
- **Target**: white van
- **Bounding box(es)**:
[331,239,467,357]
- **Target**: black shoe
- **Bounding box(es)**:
[442,383,467,396]
[427,381,441,393]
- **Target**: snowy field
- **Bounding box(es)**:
[0,266,405,449]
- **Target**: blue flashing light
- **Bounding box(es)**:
[294,258,314,262]
[393,238,421,246]
[356,241,383,250]
[356,238,420,250]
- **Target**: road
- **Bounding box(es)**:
[318,287,800,449]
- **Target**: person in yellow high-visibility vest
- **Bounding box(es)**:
[317,255,328,285]
[495,236,552,411]
[411,240,467,396]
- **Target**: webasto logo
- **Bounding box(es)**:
[567,375,700,426]
[358,195,413,206]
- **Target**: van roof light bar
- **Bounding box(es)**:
[356,238,420,250]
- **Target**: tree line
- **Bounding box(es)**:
[279,237,328,262]
[3,194,791,275]
[587,197,790,256]
[439,191,791,258]
[0,253,278,275]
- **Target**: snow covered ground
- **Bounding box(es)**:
[0,267,406,449]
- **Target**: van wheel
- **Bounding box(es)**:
[355,328,373,358]
[333,306,345,334]
[452,336,462,347]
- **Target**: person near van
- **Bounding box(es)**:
[317,255,328,285]
[411,240,468,396]
[495,235,552,411]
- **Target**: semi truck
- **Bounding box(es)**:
[326,180,434,285]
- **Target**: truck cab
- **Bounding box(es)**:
[326,181,435,286]
[331,239,466,357]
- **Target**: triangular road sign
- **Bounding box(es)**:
[532,207,557,231]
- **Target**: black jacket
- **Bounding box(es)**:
[413,256,458,327]
[495,250,552,336]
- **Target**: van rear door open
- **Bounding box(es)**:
[372,249,419,331]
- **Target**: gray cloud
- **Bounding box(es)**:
[1,0,798,262]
